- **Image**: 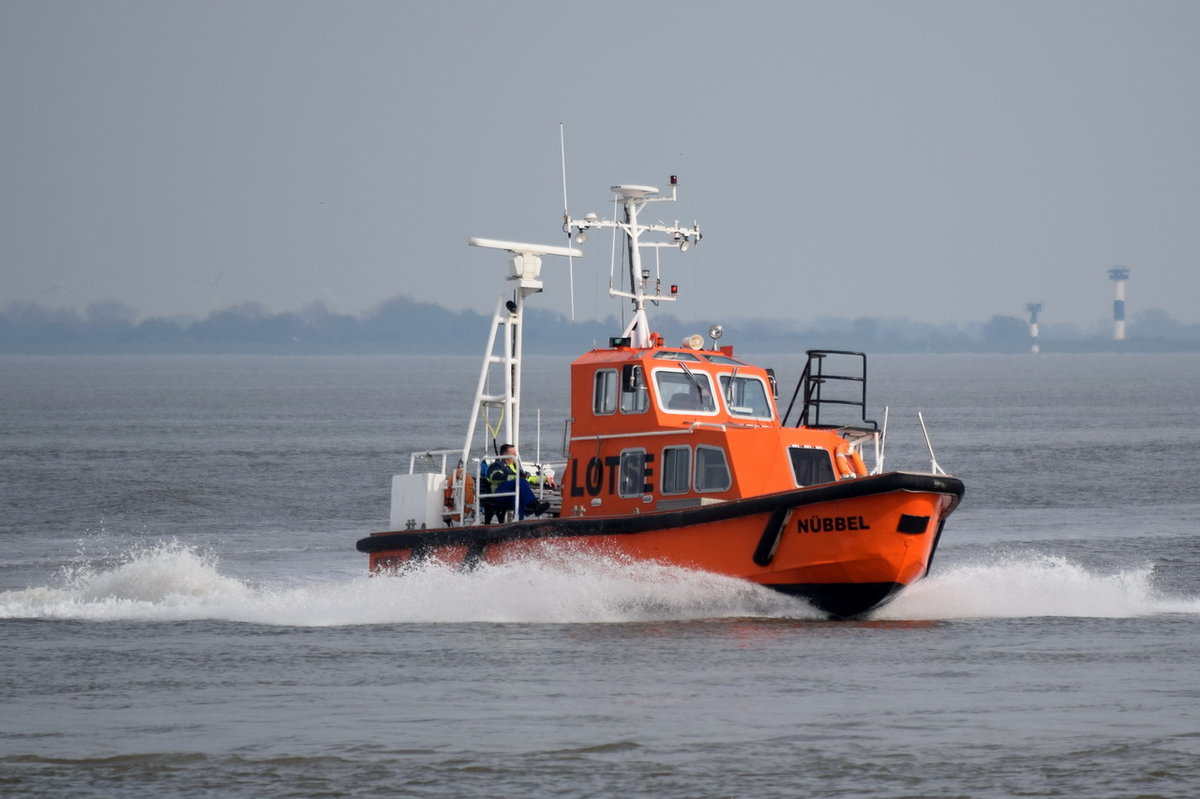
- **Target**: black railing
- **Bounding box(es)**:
[782,350,878,431]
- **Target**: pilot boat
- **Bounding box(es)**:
[356,177,964,618]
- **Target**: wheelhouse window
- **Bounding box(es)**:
[654,369,718,414]
[618,449,648,497]
[620,364,649,414]
[652,350,702,362]
[718,373,773,420]
[695,445,731,492]
[661,445,691,495]
[593,369,617,415]
[788,446,835,487]
[621,388,649,414]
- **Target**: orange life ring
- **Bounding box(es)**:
[833,442,851,479]
[443,469,476,513]
[834,441,864,479]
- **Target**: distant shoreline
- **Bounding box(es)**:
[5,296,1199,355]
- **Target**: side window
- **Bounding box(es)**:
[593,369,617,415]
[661,446,691,495]
[788,446,835,487]
[620,365,649,414]
[618,449,648,497]
[718,374,774,420]
[695,445,731,492]
[621,388,649,414]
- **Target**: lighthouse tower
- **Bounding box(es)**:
[1108,267,1130,341]
[1025,302,1043,354]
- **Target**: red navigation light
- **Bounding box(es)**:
[670,284,678,294]
[670,175,678,185]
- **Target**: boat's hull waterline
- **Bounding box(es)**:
[357,471,964,618]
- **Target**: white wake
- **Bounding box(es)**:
[0,541,813,625]
[879,552,1200,620]
[2,542,1196,625]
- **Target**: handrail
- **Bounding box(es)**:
[569,421,733,444]
[783,350,878,431]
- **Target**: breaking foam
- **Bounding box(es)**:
[2,542,1196,625]
[878,552,1200,620]
[0,541,812,625]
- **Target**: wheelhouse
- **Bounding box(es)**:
[563,341,864,517]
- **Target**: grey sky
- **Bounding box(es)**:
[2,1,1197,329]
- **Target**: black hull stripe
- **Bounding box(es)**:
[356,471,965,554]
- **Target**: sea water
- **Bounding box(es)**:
[2,353,1199,798]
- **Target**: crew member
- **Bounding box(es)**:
[485,443,552,520]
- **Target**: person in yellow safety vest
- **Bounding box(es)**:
[485,443,553,520]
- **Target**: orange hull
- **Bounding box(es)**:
[357,471,964,617]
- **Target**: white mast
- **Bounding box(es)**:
[565,177,701,349]
[461,238,581,468]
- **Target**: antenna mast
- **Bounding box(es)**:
[559,124,576,320]
[461,238,582,467]
[564,176,701,348]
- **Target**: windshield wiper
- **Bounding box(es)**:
[678,362,705,395]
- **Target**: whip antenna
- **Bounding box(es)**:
[560,123,576,321]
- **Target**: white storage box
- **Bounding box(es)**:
[389,473,445,530]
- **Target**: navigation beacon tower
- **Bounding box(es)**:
[1108,267,1130,341]
[1025,302,1043,354]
